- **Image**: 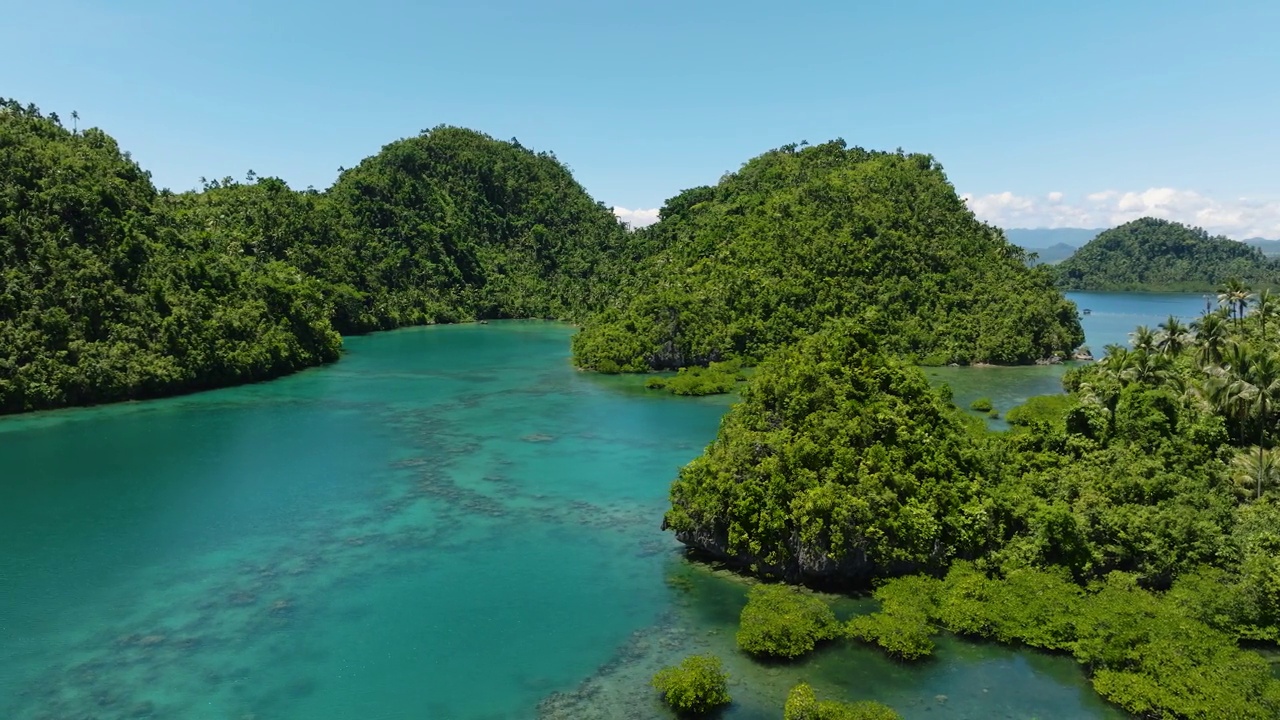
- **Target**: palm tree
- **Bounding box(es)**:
[1157,315,1190,356]
[1162,373,1204,413]
[1129,325,1158,353]
[1191,313,1230,367]
[1098,345,1132,376]
[1121,350,1172,386]
[70,109,78,134]
[1254,288,1278,342]
[1217,278,1253,328]
[1205,341,1254,444]
[1081,351,1129,435]
[1240,290,1256,323]
[1233,447,1280,500]
[1240,352,1280,491]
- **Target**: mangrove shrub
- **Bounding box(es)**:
[736,585,838,659]
[650,654,730,715]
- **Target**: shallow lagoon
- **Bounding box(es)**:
[0,319,1138,719]
[930,291,1213,426]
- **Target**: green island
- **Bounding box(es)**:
[571,140,1083,371]
[1056,217,1280,291]
[5,95,1280,719]
[663,303,1280,717]
[0,99,644,413]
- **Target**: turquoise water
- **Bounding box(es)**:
[0,321,1123,719]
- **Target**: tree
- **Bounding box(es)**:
[651,655,730,715]
[70,109,78,133]
[1233,448,1280,501]
[1192,312,1230,367]
[1254,288,1278,342]
[1120,350,1171,387]
[1205,342,1255,444]
[1157,315,1190,356]
[1240,351,1280,498]
[1218,278,1253,327]
[1129,325,1158,352]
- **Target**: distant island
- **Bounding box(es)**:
[1003,227,1102,251]
[1025,241,1080,265]
[1054,217,1280,291]
[1004,226,1280,269]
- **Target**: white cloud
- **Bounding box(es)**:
[961,188,1280,238]
[612,206,660,229]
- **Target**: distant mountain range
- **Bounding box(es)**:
[1003,227,1280,266]
[1244,238,1280,256]
[1003,228,1105,250]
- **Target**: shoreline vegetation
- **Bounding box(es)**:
[0,99,645,415]
[7,93,1277,718]
[2,100,1081,416]
[663,292,1280,718]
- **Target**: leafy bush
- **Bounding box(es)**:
[1075,573,1280,719]
[736,585,839,659]
[646,359,746,396]
[783,683,901,720]
[969,397,993,412]
[1005,394,1076,426]
[933,563,1081,651]
[846,576,940,660]
[846,611,934,661]
[650,654,730,715]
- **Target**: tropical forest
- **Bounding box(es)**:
[3,82,1279,720]
[1055,217,1280,291]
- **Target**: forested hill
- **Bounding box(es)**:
[1055,217,1280,291]
[663,313,1280,717]
[326,129,646,327]
[0,100,634,414]
[571,140,1084,371]
[1,101,1087,415]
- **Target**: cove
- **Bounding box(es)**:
[2,321,1119,719]
[930,291,1213,427]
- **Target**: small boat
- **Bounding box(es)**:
[1082,309,1092,315]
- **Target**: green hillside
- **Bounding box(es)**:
[1056,217,1279,291]
[664,312,1280,718]
[571,140,1084,371]
[0,101,633,414]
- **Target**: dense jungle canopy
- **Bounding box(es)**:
[571,140,1084,372]
[0,100,640,413]
[1,104,1083,414]
[665,303,1280,718]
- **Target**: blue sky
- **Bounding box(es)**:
[4,1,1279,235]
